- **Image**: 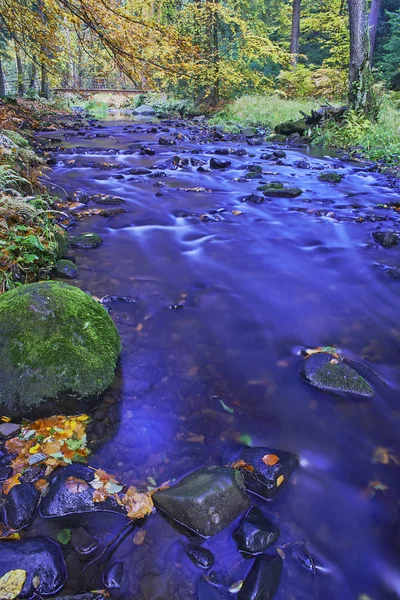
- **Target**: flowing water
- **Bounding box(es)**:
[40,116,400,600]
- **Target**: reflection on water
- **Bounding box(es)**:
[43,118,400,600]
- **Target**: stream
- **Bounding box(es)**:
[39,114,400,600]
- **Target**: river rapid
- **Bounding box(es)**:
[40,114,400,600]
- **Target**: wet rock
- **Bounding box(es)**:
[141,145,155,155]
[258,185,302,198]
[245,172,263,179]
[214,148,230,155]
[128,167,152,175]
[90,194,126,205]
[238,554,283,600]
[258,182,283,190]
[5,483,40,531]
[148,171,167,178]
[300,352,374,398]
[275,119,307,136]
[243,127,258,138]
[200,213,222,223]
[159,136,176,145]
[98,207,127,217]
[132,105,156,116]
[233,507,280,555]
[210,157,231,169]
[0,282,120,418]
[272,150,287,158]
[70,190,90,204]
[0,536,67,598]
[70,232,103,249]
[386,266,400,279]
[0,466,12,480]
[372,231,399,247]
[71,527,99,560]
[260,152,274,160]
[153,465,249,537]
[223,444,298,500]
[53,259,77,279]
[242,194,265,204]
[40,464,126,518]
[185,544,214,569]
[318,171,343,183]
[0,422,20,439]
[297,160,310,169]
[103,562,125,589]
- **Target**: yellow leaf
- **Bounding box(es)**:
[0,570,27,599]
[277,475,285,487]
[29,444,40,454]
[1,416,11,423]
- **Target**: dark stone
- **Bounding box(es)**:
[386,266,400,279]
[238,554,283,600]
[90,194,126,205]
[98,207,127,217]
[103,562,125,589]
[257,182,283,191]
[0,536,67,597]
[141,145,155,155]
[300,352,374,398]
[40,464,126,518]
[0,422,21,439]
[153,465,249,537]
[272,150,286,158]
[259,186,302,198]
[185,544,214,569]
[245,172,263,179]
[233,507,280,555]
[0,466,12,481]
[260,152,274,160]
[128,168,152,175]
[148,171,167,178]
[71,527,99,560]
[214,148,230,155]
[210,157,231,169]
[223,444,298,500]
[183,412,216,436]
[91,421,107,438]
[107,403,121,424]
[372,231,399,247]
[159,136,176,145]
[297,160,310,169]
[69,233,103,249]
[275,119,307,136]
[54,259,77,279]
[5,483,40,530]
[318,171,343,183]
[242,194,265,204]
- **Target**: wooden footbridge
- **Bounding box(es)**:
[54,79,147,95]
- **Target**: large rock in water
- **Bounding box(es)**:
[233,506,280,555]
[0,536,67,598]
[224,444,298,500]
[153,466,250,537]
[238,554,283,600]
[300,352,374,398]
[0,281,121,418]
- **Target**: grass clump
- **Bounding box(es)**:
[210,94,320,132]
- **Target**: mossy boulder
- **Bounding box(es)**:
[55,227,69,258]
[318,171,343,183]
[258,185,303,198]
[0,281,121,418]
[53,259,77,279]
[70,233,103,249]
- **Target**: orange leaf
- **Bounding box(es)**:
[93,488,109,503]
[65,477,89,494]
[262,454,279,466]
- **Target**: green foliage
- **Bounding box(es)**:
[277,65,314,99]
[377,9,400,88]
[210,94,319,131]
[312,97,400,164]
[134,93,199,118]
[24,87,40,101]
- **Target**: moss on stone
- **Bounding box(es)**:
[0,281,121,417]
[70,233,103,249]
[318,171,343,183]
[258,185,303,198]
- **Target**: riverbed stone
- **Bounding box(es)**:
[224,444,298,500]
[40,464,126,518]
[319,171,343,183]
[0,281,121,418]
[54,259,77,279]
[0,422,21,439]
[210,157,231,169]
[242,194,265,204]
[275,119,307,136]
[185,544,214,569]
[238,554,283,600]
[372,231,399,247]
[300,352,374,398]
[132,105,156,116]
[233,507,280,555]
[0,536,67,598]
[103,562,125,589]
[69,232,103,249]
[258,185,302,198]
[153,465,250,537]
[90,194,126,205]
[5,483,40,531]
[71,527,99,560]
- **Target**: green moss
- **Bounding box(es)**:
[2,129,30,148]
[55,227,69,258]
[258,185,302,198]
[70,233,103,249]
[0,281,121,417]
[318,171,343,183]
[53,259,77,279]
[257,182,284,190]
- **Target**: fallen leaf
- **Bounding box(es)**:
[0,569,27,600]
[1,416,11,423]
[121,486,154,520]
[230,459,255,473]
[276,548,285,559]
[133,530,146,545]
[262,454,280,466]
[65,477,89,494]
[232,210,243,216]
[57,529,71,545]
[93,488,109,503]
[277,475,285,487]
[228,580,243,593]
[34,479,49,493]
[32,575,40,589]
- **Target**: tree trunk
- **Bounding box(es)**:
[348,0,373,115]
[41,62,49,99]
[290,0,301,66]
[207,0,219,104]
[29,62,37,89]
[15,46,25,95]
[368,0,382,64]
[0,59,6,97]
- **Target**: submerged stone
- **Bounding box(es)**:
[318,171,343,183]
[69,232,103,249]
[233,506,280,555]
[185,544,214,569]
[40,464,126,518]
[210,157,231,169]
[238,554,283,600]
[372,231,399,247]
[103,562,125,589]
[224,444,298,500]
[242,194,265,204]
[5,483,40,531]
[71,527,99,560]
[90,194,126,205]
[153,465,249,537]
[0,281,121,418]
[300,352,374,398]
[53,259,77,279]
[0,536,67,598]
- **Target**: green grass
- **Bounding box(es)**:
[210,94,320,132]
